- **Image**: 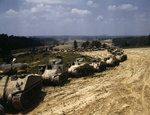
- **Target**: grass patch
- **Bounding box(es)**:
[14,52,91,73]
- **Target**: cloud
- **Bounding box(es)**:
[5,8,31,18]
[108,4,138,11]
[26,0,70,4]
[4,4,70,20]
[65,18,84,23]
[87,0,97,8]
[71,8,91,15]
[6,9,18,16]
[30,3,52,13]
[96,16,103,21]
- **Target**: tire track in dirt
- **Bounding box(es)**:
[9,48,150,115]
[141,66,150,115]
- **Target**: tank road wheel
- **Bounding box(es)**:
[82,69,85,77]
[82,70,86,76]
[85,69,89,76]
[0,104,5,115]
[59,75,65,84]
[61,73,68,83]
[12,93,24,110]
[77,70,82,77]
[89,69,93,75]
[90,69,94,75]
[87,69,93,76]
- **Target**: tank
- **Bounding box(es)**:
[115,54,127,62]
[68,57,94,77]
[107,46,116,53]
[0,63,42,112]
[105,55,119,67]
[107,46,127,62]
[90,57,106,72]
[39,56,68,85]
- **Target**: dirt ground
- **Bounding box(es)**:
[10,48,150,115]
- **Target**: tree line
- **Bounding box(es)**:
[73,40,101,49]
[0,34,43,51]
[112,35,150,48]
[0,34,58,63]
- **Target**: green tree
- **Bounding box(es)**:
[81,41,90,49]
[90,41,101,48]
[73,40,78,49]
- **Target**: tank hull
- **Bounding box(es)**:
[42,70,68,85]
[68,63,94,77]
[0,74,42,111]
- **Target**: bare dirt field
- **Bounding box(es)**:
[11,48,150,115]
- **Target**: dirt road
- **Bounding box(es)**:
[12,48,150,115]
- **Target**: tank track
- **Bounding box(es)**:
[74,67,94,77]
[12,81,42,110]
[43,72,68,85]
[0,104,5,115]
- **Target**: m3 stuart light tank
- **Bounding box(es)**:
[0,61,42,113]
[68,57,94,77]
[38,56,68,85]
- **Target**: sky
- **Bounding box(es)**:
[0,0,150,36]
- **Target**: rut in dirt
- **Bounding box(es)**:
[10,48,150,115]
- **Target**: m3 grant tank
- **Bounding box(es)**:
[38,56,68,85]
[0,62,42,112]
[68,57,94,77]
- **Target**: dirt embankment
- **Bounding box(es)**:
[11,48,150,115]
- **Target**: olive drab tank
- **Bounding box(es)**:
[115,54,127,62]
[90,57,106,72]
[0,62,42,112]
[108,47,127,62]
[38,56,68,85]
[68,57,94,77]
[105,55,119,67]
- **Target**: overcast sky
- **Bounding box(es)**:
[0,0,150,36]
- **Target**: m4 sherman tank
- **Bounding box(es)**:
[115,54,127,62]
[90,57,106,72]
[38,56,68,85]
[105,55,119,67]
[68,57,94,77]
[0,63,42,112]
